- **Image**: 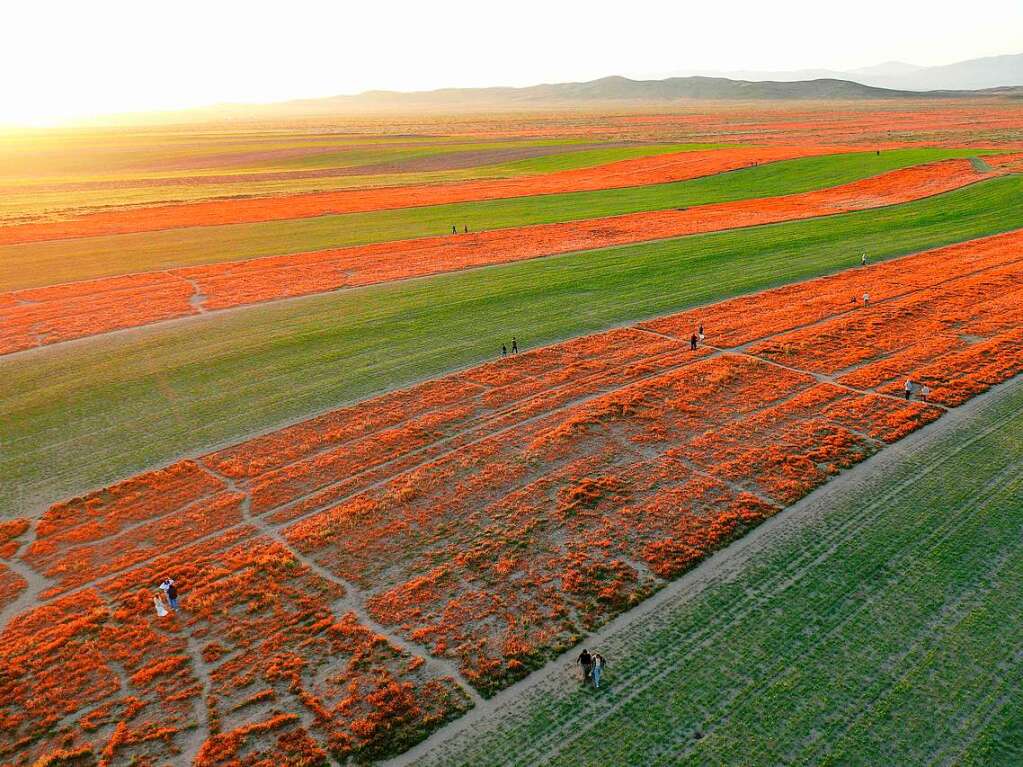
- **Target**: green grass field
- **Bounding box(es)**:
[0,147,989,291]
[416,379,1023,766]
[2,174,1021,516]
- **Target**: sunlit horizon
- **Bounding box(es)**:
[6,0,1022,128]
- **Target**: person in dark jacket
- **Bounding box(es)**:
[577,649,593,680]
[160,578,179,611]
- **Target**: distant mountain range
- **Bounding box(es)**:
[233,73,1022,117]
[92,53,1023,125]
[672,53,1023,92]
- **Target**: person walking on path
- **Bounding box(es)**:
[452,225,457,235]
[863,292,870,305]
[904,379,914,401]
[464,224,469,233]
[591,653,607,689]
[577,649,594,681]
[160,578,179,611]
[501,344,507,357]
[921,384,931,402]
[861,253,868,267]
[690,332,698,351]
[698,322,704,338]
[512,337,518,354]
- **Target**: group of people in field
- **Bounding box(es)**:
[452,224,470,234]
[577,649,608,689]
[500,337,519,356]
[905,378,930,401]
[153,578,179,617]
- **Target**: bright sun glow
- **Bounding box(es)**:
[5,0,1022,126]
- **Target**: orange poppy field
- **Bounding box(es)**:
[3,100,1023,765]
[5,221,1023,763]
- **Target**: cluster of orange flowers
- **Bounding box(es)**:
[749,252,1023,405]
[6,228,1023,763]
[0,158,996,355]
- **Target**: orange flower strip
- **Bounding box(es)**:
[609,106,1023,148]
[0,145,845,245]
[0,272,196,356]
[0,158,995,355]
[1,590,201,766]
[6,228,1023,762]
[643,228,1023,347]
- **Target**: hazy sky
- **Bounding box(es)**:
[6,0,1021,125]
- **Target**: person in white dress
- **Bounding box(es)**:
[154,594,169,617]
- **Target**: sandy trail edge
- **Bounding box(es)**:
[382,373,1023,767]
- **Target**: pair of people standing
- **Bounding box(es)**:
[154,578,179,617]
[501,337,519,356]
[577,648,607,689]
[690,323,705,351]
[904,379,931,401]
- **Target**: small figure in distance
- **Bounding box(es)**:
[452,225,457,235]
[512,337,518,354]
[577,648,594,681]
[851,295,857,304]
[690,332,698,351]
[861,253,868,267]
[920,384,931,402]
[904,378,914,401]
[698,322,704,338]
[862,292,870,305]
[464,224,469,233]
[876,149,881,156]
[591,652,607,689]
[501,343,507,357]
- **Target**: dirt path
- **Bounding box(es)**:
[385,373,1023,766]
